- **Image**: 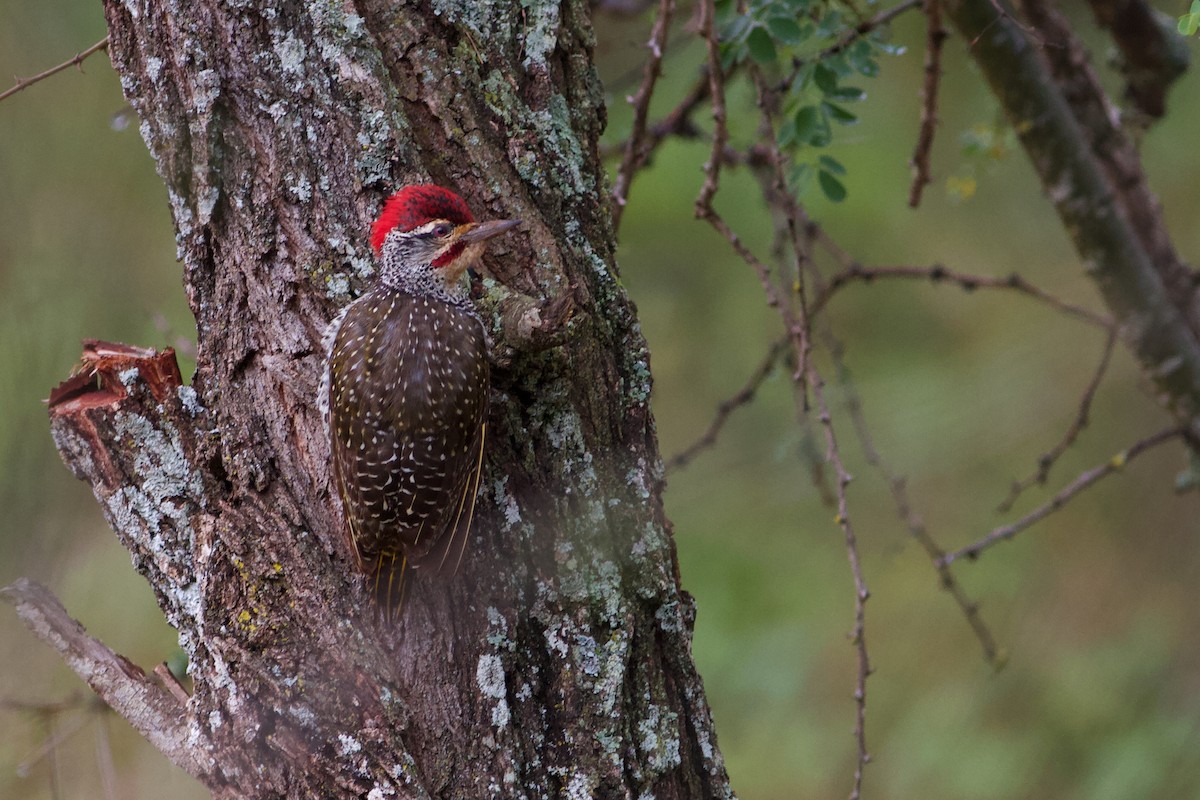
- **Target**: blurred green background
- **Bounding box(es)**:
[2,2,1199,799]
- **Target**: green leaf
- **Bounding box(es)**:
[814,63,839,94]
[720,43,744,70]
[747,26,778,64]
[827,85,866,102]
[823,102,858,125]
[811,106,832,146]
[719,13,752,44]
[847,40,881,76]
[777,117,798,148]
[816,9,843,37]
[767,16,806,45]
[818,155,846,175]
[794,105,821,142]
[818,169,847,202]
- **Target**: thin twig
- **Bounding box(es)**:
[908,0,946,207]
[1,579,214,780]
[0,37,110,105]
[17,710,89,779]
[834,349,1002,666]
[813,263,1114,329]
[667,337,789,471]
[695,0,726,215]
[809,368,872,800]
[601,71,712,160]
[942,426,1184,565]
[696,38,873,793]
[997,327,1118,512]
[778,0,923,92]
[753,68,813,402]
[611,0,675,233]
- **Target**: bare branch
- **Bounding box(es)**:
[601,71,711,160]
[0,37,110,105]
[611,0,675,232]
[694,37,873,793]
[667,337,788,471]
[814,263,1114,329]
[836,355,1003,667]
[908,0,946,207]
[809,369,873,800]
[997,327,1118,512]
[942,426,1184,564]
[695,0,727,215]
[1,579,214,781]
[946,0,1200,438]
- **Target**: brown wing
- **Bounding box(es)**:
[327,290,488,587]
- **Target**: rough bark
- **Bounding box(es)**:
[9,1,735,797]
[943,0,1200,436]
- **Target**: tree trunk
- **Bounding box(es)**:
[8,1,735,797]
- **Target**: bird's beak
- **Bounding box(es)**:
[458,219,521,244]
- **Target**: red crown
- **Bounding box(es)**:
[370,184,475,254]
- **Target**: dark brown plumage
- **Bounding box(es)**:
[320,185,518,616]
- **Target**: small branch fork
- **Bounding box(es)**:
[942,426,1185,565]
[667,336,788,471]
[997,327,1118,513]
[610,0,675,233]
[0,36,110,105]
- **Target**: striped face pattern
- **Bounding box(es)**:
[321,184,513,616]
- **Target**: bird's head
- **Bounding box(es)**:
[370,184,520,290]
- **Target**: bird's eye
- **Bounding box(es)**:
[433,223,453,238]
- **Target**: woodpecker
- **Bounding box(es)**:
[320,184,519,616]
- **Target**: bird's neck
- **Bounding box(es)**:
[375,267,475,318]
[378,258,469,303]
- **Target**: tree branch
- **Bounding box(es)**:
[611,0,675,232]
[908,0,946,207]
[1,579,214,781]
[944,0,1200,438]
[1084,0,1188,120]
[814,263,1113,329]
[0,37,110,104]
[666,336,788,471]
[942,426,1184,564]
[997,327,1118,513]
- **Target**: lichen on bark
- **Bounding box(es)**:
[11,1,736,798]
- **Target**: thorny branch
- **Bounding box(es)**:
[942,426,1185,565]
[0,37,110,104]
[667,336,789,471]
[611,0,675,233]
[814,262,1114,329]
[693,7,873,791]
[809,370,872,800]
[909,0,946,207]
[832,347,1002,667]
[614,0,1191,789]
[997,327,1119,513]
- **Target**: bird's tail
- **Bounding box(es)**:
[371,552,408,623]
